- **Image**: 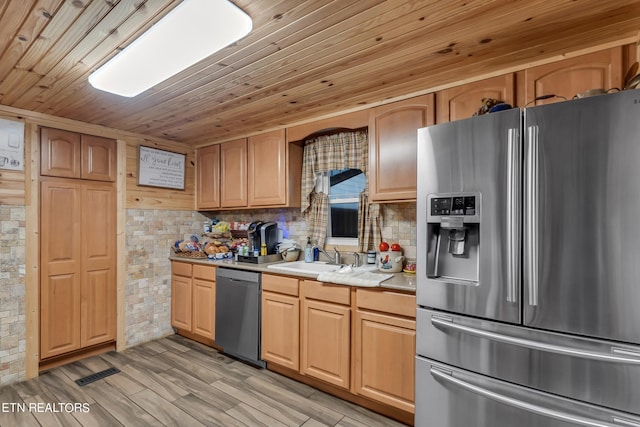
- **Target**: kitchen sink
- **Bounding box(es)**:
[266,261,344,275]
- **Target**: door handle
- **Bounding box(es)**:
[525,125,539,306]
[431,315,640,365]
[430,367,631,427]
[506,128,521,303]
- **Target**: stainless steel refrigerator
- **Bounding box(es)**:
[416,90,640,427]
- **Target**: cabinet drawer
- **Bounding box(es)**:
[171,261,192,277]
[356,289,416,319]
[303,280,350,305]
[193,264,216,281]
[263,274,299,296]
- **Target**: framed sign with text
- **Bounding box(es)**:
[137,145,186,190]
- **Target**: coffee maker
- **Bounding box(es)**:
[240,221,282,263]
[248,221,280,254]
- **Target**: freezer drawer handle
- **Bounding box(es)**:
[430,367,630,427]
[431,315,640,365]
[612,417,640,427]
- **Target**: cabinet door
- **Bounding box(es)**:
[81,135,116,182]
[220,139,248,208]
[40,179,82,358]
[248,130,287,206]
[81,182,116,347]
[262,291,299,370]
[436,74,516,123]
[354,310,416,413]
[196,144,220,210]
[171,275,192,331]
[369,94,435,201]
[519,47,623,106]
[192,278,215,339]
[301,298,350,389]
[40,127,81,178]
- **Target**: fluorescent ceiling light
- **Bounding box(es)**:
[88,0,252,97]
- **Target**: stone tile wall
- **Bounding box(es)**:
[209,203,417,257]
[0,206,26,386]
[125,209,208,347]
[380,203,417,259]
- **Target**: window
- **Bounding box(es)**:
[325,168,365,244]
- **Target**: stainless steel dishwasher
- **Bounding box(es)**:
[215,267,265,368]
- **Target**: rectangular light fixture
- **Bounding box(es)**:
[88,0,252,97]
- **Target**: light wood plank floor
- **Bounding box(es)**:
[0,335,409,426]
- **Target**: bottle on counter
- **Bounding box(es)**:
[304,237,313,263]
[260,243,267,256]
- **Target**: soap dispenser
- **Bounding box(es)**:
[304,237,313,263]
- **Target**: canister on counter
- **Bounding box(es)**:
[367,250,376,264]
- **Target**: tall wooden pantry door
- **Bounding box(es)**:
[39,127,116,363]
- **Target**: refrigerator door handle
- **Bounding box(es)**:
[506,127,521,303]
[430,367,633,427]
[431,315,640,365]
[525,125,539,306]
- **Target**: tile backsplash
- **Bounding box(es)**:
[204,203,417,257]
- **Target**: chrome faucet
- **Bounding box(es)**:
[318,247,341,264]
[352,252,361,268]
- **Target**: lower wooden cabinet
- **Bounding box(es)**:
[354,289,416,413]
[171,262,216,341]
[301,298,351,389]
[354,310,416,413]
[261,274,300,370]
[261,273,417,419]
[171,272,192,331]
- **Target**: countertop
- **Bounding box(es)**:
[169,255,416,293]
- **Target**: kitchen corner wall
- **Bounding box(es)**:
[0,206,26,386]
[125,208,208,347]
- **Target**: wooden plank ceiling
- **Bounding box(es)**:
[1,0,640,146]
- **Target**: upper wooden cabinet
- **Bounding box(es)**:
[196,144,220,210]
[41,127,116,182]
[81,134,116,182]
[517,46,624,106]
[436,74,516,123]
[197,131,303,210]
[40,127,80,179]
[248,129,302,207]
[220,138,248,208]
[368,94,435,202]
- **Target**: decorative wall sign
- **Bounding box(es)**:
[0,118,25,171]
[137,145,186,190]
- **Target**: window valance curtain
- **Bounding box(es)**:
[301,130,381,251]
